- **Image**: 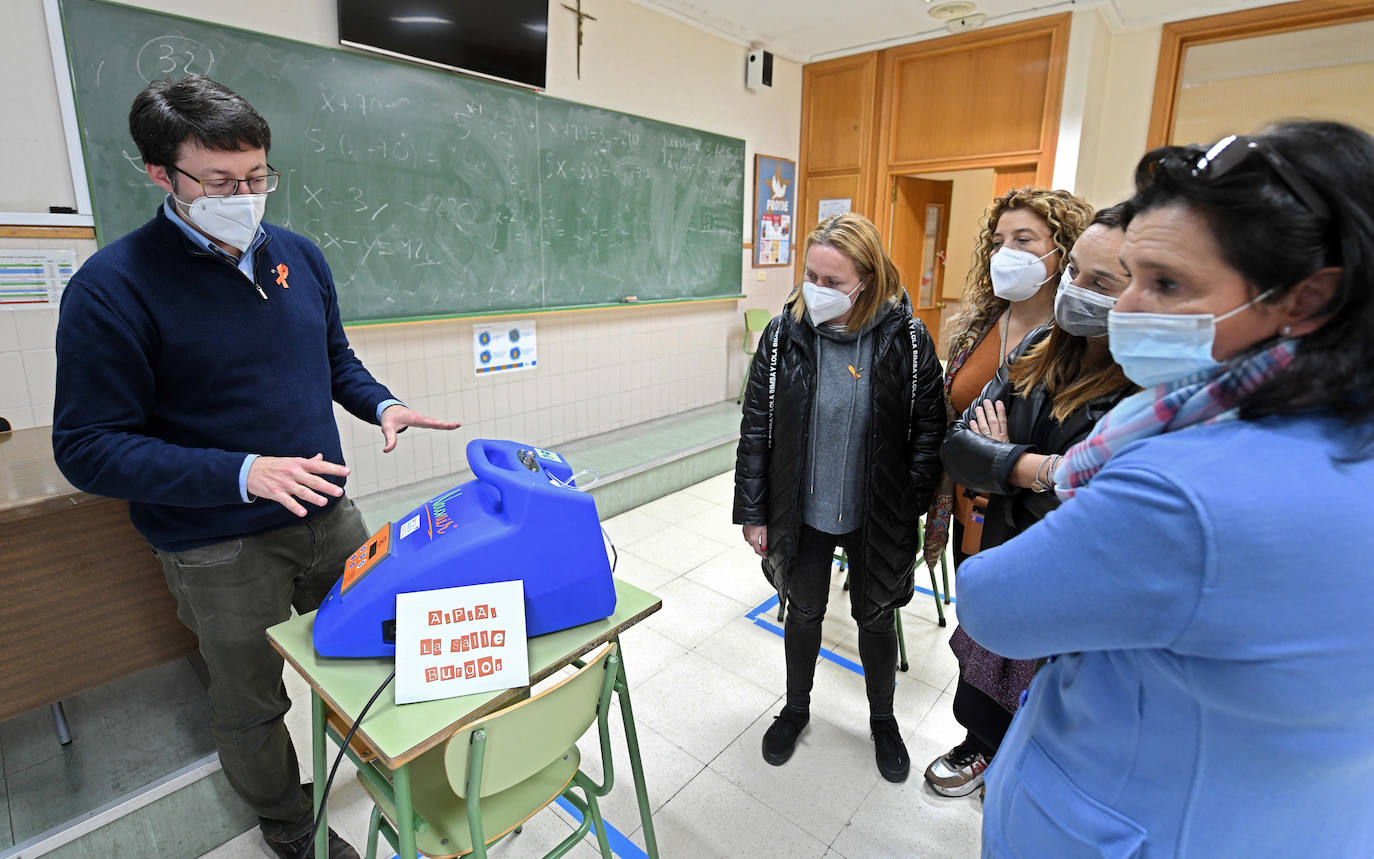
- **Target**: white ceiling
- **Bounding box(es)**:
[627,0,1297,63]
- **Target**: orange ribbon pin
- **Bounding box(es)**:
[274,263,289,288]
[848,364,863,380]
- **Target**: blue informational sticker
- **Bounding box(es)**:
[533,447,562,462]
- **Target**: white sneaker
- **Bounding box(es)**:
[923,742,990,797]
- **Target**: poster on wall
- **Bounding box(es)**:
[0,250,76,310]
[753,154,795,268]
[473,320,537,375]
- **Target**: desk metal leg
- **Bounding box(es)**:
[394,763,417,859]
[312,692,328,859]
[51,702,73,745]
[611,636,659,858]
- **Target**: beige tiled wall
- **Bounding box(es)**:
[1,239,794,497]
[336,261,798,496]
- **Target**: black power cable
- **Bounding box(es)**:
[295,669,396,859]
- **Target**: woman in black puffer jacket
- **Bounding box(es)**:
[733,213,945,783]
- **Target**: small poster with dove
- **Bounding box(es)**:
[753,154,796,267]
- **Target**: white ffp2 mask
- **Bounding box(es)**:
[802,281,863,325]
[174,193,266,252]
[991,246,1057,301]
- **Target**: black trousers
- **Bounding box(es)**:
[783,524,899,721]
[953,676,1014,758]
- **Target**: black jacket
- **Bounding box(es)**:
[940,326,1133,552]
[733,297,946,610]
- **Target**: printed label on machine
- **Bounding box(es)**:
[532,447,562,462]
[394,580,529,705]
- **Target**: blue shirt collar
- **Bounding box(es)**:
[162,196,268,281]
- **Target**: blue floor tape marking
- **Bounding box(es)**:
[744,570,956,678]
[914,583,956,604]
[554,796,650,859]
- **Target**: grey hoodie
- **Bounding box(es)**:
[800,303,886,534]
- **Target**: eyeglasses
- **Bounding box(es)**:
[1191,135,1330,220]
[170,164,280,197]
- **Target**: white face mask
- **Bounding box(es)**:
[174,192,267,252]
[802,281,863,326]
[990,246,1057,301]
[1054,271,1118,338]
[1107,289,1275,387]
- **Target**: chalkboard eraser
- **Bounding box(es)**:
[621,296,639,303]
[49,206,78,214]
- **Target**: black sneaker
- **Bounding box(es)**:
[871,717,910,783]
[761,707,809,765]
[264,827,359,859]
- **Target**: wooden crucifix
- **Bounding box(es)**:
[562,0,597,80]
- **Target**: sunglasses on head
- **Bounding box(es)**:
[1190,134,1331,220]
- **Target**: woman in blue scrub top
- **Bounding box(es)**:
[958,119,1374,857]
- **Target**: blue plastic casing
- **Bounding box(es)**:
[312,439,616,657]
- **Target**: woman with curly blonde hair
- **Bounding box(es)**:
[921,188,1093,574]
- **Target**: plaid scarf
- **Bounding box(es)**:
[1055,339,1298,499]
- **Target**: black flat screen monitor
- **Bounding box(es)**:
[338,0,548,90]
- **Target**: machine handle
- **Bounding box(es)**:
[466,439,536,517]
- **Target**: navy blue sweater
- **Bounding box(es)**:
[53,207,394,551]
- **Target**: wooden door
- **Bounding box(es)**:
[887,176,952,345]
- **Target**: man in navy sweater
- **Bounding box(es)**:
[52,76,458,859]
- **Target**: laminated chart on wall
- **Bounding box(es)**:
[473,320,537,375]
[0,251,76,310]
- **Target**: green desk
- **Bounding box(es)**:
[267,577,662,859]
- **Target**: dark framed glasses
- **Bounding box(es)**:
[170,164,281,197]
[1191,135,1330,220]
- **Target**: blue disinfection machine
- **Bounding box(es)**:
[312,439,616,657]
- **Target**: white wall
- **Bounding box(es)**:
[1071,24,1163,209]
[1,0,800,498]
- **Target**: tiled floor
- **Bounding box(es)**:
[199,469,981,859]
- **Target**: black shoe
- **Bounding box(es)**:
[264,827,359,859]
[762,707,809,766]
[871,717,910,783]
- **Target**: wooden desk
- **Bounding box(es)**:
[0,427,197,722]
[268,577,663,858]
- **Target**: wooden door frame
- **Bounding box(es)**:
[871,13,1071,244]
[794,51,885,284]
[1146,0,1374,149]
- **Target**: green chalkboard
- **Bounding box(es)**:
[59,0,746,323]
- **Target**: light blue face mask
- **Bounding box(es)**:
[1107,289,1274,387]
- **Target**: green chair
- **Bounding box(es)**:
[737,308,773,404]
[358,643,621,859]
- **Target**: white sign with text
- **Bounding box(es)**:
[394,580,529,705]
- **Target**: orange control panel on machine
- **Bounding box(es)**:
[340,523,392,595]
